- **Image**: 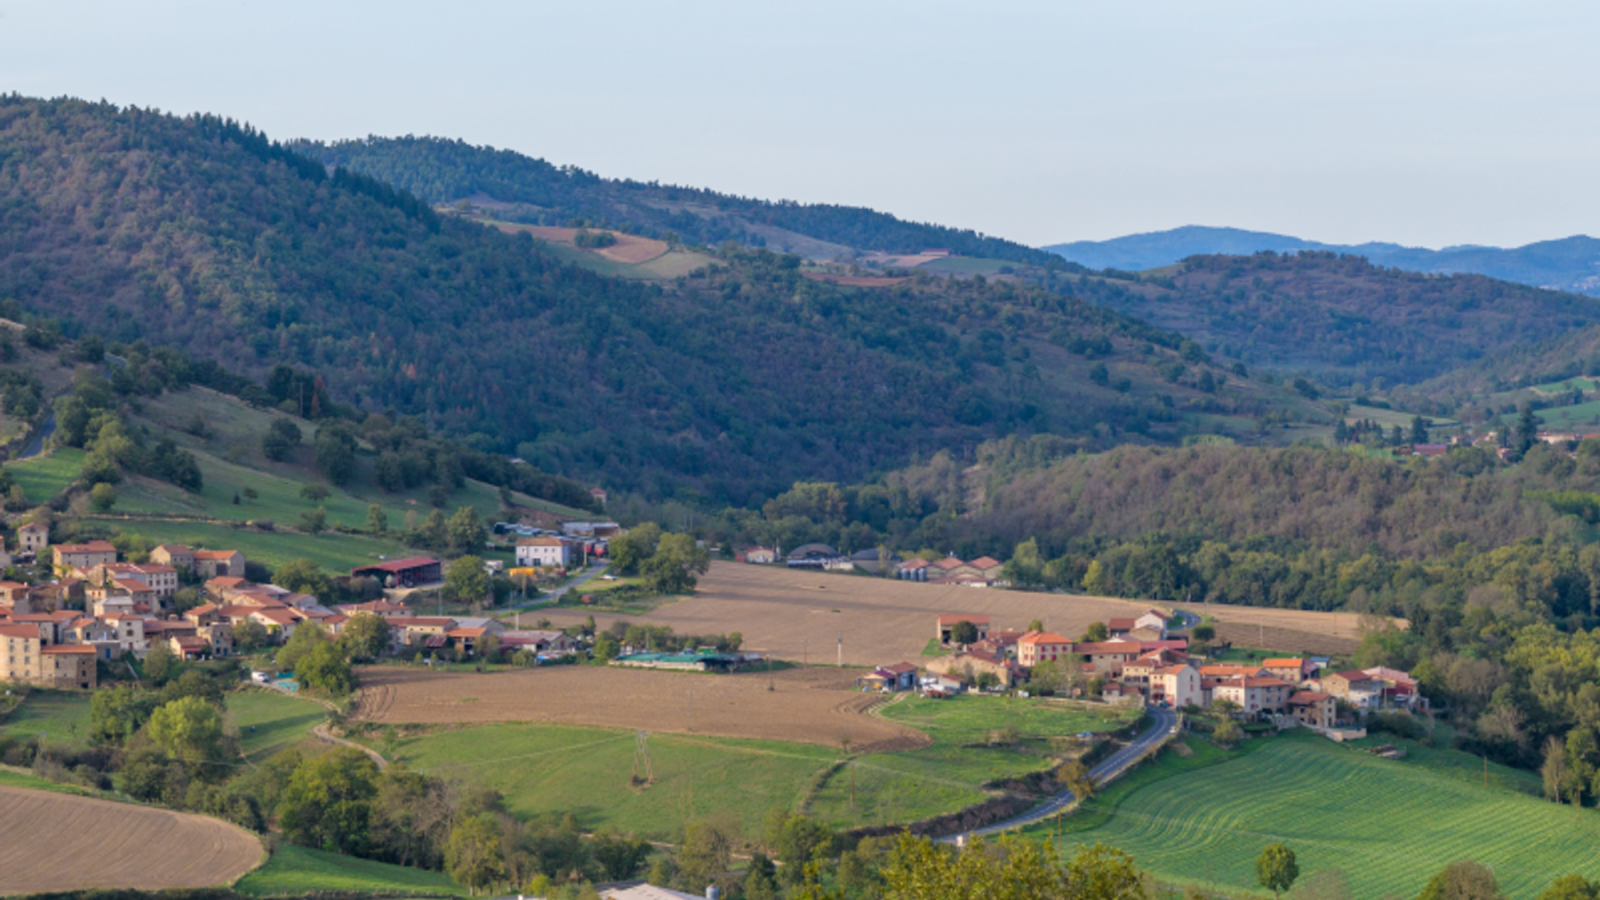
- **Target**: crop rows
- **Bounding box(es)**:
[1058,738,1600,898]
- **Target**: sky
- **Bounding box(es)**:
[2,1,1596,249]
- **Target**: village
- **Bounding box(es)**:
[0,520,620,690]
[0,515,1425,747]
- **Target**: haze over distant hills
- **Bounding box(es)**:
[1044,225,1600,297]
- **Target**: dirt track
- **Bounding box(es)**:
[353,665,930,753]
[0,785,262,894]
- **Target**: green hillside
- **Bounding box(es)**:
[1036,735,1600,899]
[0,95,1316,502]
[1065,252,1600,386]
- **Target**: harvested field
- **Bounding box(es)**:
[541,564,1383,662]
[0,785,261,894]
[493,223,667,263]
[1164,600,1404,654]
[540,562,1149,665]
[352,664,930,753]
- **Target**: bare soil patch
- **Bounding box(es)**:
[493,224,667,264]
[352,665,930,753]
[540,562,1149,666]
[0,785,261,894]
[541,564,1385,663]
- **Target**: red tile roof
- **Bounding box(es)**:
[1108,617,1138,630]
[969,556,1002,569]
[0,624,39,639]
[55,541,116,554]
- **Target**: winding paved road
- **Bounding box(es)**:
[505,559,608,612]
[942,705,1180,842]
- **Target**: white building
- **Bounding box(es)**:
[516,536,572,568]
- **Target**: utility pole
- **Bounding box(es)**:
[838,631,843,667]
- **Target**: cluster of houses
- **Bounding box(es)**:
[0,533,584,692]
[853,611,1423,730]
[738,544,1008,587]
[0,539,253,691]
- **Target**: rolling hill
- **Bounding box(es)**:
[1063,252,1600,385]
[1045,225,1600,297]
[290,135,1068,268]
[0,96,1318,503]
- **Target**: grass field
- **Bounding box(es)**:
[806,695,1137,828]
[1532,377,1599,393]
[0,690,92,748]
[1510,399,1600,432]
[228,689,326,762]
[1031,733,1600,898]
[118,386,590,527]
[6,447,86,503]
[233,843,460,896]
[389,722,838,841]
[92,518,416,572]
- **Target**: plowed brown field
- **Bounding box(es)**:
[541,564,1392,659]
[353,665,929,753]
[0,786,262,894]
[540,562,1154,666]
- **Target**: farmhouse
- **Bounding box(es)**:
[352,557,443,589]
[335,599,413,619]
[857,661,919,692]
[16,522,48,555]
[1213,675,1294,716]
[1263,658,1312,684]
[1289,691,1338,728]
[1321,669,1386,708]
[1150,663,1203,708]
[52,541,117,573]
[515,536,571,568]
[741,546,778,564]
[924,647,1019,686]
[192,549,246,579]
[0,624,97,689]
[148,543,195,571]
[1016,630,1072,666]
[936,614,990,644]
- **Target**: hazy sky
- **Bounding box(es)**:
[2,1,1595,249]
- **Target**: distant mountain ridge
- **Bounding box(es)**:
[1044,226,1600,297]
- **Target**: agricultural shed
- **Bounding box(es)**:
[351,557,442,588]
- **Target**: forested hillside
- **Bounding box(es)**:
[1070,252,1600,385]
[1047,226,1600,298]
[0,96,1308,502]
[290,136,1068,267]
[1410,324,1600,402]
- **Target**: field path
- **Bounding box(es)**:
[0,786,262,894]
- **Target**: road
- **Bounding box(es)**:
[942,705,1179,842]
[505,559,608,612]
[1168,608,1201,632]
[17,412,55,460]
